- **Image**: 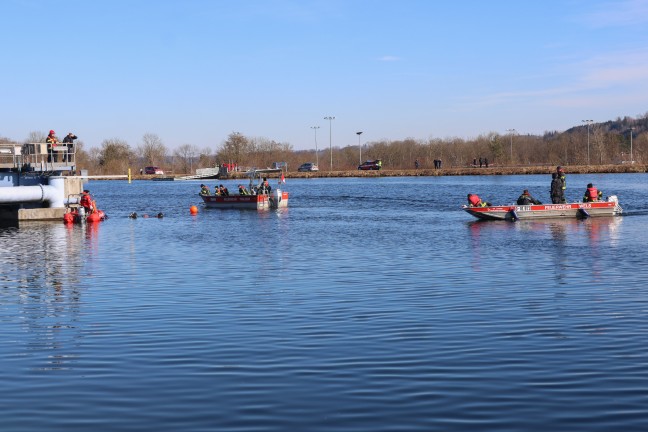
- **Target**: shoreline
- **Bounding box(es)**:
[127,163,647,181]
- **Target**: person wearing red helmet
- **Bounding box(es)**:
[46,130,60,162]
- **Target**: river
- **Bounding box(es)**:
[1,173,647,431]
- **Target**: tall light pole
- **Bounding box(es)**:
[324,116,335,171]
[310,126,320,166]
[582,119,593,165]
[356,131,363,164]
[506,129,516,161]
[630,127,635,163]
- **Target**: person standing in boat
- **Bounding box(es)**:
[550,173,562,204]
[80,189,94,214]
[556,166,566,202]
[583,183,603,202]
[516,189,542,205]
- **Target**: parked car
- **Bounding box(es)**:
[298,162,319,172]
[358,159,382,170]
[144,166,164,175]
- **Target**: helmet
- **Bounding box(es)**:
[49,130,55,134]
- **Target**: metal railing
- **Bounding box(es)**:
[0,142,76,171]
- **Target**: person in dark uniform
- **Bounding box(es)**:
[516,189,542,205]
[62,132,77,162]
[550,173,562,204]
[556,166,566,203]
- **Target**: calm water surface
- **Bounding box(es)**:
[2,174,648,431]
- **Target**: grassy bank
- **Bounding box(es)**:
[128,163,647,181]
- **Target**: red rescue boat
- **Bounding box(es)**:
[199,168,289,210]
[463,196,622,221]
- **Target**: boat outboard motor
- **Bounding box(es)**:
[508,209,519,222]
[270,189,282,208]
[78,205,86,222]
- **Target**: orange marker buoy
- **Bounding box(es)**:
[190,205,198,215]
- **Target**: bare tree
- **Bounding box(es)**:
[25,131,46,143]
[137,133,167,167]
[173,143,199,174]
[197,146,216,168]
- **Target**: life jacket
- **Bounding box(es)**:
[468,194,482,207]
[586,187,599,201]
[80,193,92,209]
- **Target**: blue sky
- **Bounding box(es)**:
[2,0,647,151]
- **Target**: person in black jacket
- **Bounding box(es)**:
[62,132,77,162]
[550,173,562,204]
[556,166,566,202]
[517,189,542,205]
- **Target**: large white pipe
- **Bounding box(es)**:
[0,177,65,208]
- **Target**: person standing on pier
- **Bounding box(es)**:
[62,132,77,162]
[46,130,59,162]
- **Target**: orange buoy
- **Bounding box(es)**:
[190,205,199,215]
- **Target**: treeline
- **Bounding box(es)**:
[3,114,646,174]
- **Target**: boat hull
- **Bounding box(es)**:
[200,191,289,210]
[463,197,622,221]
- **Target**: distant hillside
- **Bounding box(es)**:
[562,114,647,138]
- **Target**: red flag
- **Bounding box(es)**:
[280,172,286,184]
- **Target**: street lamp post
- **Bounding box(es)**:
[630,127,635,163]
[310,126,320,167]
[582,119,593,165]
[356,131,363,164]
[506,129,516,161]
[324,116,335,171]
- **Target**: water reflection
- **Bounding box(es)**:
[1,222,101,370]
[467,217,624,283]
